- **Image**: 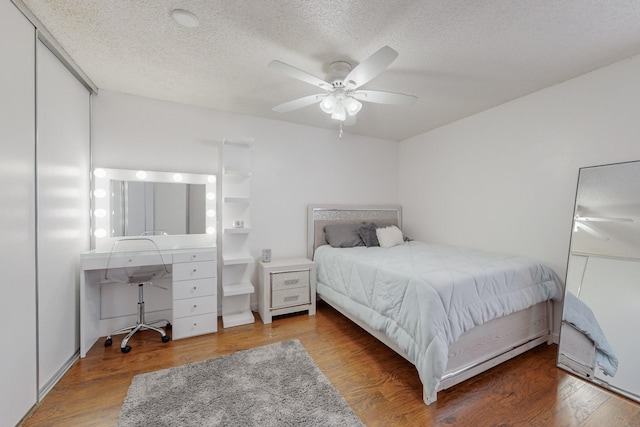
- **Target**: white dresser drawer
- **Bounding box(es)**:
[172,313,218,340]
[173,261,216,281]
[173,278,216,300]
[173,295,216,318]
[173,250,216,264]
[271,270,309,292]
[271,287,310,309]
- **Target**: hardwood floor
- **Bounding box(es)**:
[23,300,640,426]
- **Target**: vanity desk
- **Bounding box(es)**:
[80,244,217,358]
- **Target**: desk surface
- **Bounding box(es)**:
[81,245,217,270]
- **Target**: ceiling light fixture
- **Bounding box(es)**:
[171,9,199,28]
[319,90,362,122]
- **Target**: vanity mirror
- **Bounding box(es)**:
[558,160,640,403]
[92,168,216,249]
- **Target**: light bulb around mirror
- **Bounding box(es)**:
[94,228,107,238]
[136,170,147,180]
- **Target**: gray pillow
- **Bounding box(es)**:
[358,222,380,247]
[324,223,365,248]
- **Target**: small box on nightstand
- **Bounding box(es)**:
[257,258,316,324]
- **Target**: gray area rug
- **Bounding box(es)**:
[117,340,364,426]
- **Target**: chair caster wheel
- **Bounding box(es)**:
[121,346,132,353]
[162,335,170,343]
[104,338,112,347]
[165,322,172,330]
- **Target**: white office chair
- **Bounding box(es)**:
[103,238,171,353]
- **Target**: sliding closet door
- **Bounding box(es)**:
[36,41,91,394]
[0,2,37,427]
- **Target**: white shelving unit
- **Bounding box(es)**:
[220,137,255,328]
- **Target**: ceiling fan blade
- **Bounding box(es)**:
[575,222,609,241]
[268,60,332,90]
[272,94,325,113]
[353,90,417,106]
[343,46,398,89]
[577,216,633,223]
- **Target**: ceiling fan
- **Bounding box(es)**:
[573,209,633,241]
[268,46,417,122]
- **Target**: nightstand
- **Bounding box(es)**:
[257,258,316,324]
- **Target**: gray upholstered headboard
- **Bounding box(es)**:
[307,204,402,259]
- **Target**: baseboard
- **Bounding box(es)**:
[39,350,79,400]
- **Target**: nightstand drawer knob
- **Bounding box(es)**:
[284,279,299,285]
[284,295,299,302]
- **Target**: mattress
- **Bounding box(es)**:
[314,241,563,402]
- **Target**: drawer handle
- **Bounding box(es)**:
[193,304,197,308]
[284,295,300,302]
[192,269,197,273]
[284,279,299,285]
[193,323,197,327]
[192,255,197,260]
[193,286,197,290]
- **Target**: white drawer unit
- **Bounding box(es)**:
[257,258,316,324]
[172,313,218,340]
[172,249,218,339]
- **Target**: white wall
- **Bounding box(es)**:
[399,53,640,281]
[92,90,399,292]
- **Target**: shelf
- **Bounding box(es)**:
[223,197,250,204]
[222,282,255,297]
[224,227,250,234]
[222,310,255,328]
[223,137,254,148]
[223,168,252,177]
[223,255,254,265]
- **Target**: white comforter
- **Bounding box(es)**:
[314,241,562,403]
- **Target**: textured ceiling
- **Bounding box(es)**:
[19,0,640,141]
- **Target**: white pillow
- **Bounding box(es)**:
[376,225,404,248]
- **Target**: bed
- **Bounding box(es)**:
[307,205,563,404]
[558,292,618,379]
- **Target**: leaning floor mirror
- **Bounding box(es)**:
[558,160,640,403]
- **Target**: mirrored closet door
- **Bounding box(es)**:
[558,160,640,403]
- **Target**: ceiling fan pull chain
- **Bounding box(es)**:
[339,121,344,139]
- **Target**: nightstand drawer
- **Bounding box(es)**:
[271,287,310,309]
[172,313,217,340]
[173,295,216,318]
[271,270,309,291]
[173,278,216,300]
[173,261,216,281]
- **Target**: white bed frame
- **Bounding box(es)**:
[307,204,554,404]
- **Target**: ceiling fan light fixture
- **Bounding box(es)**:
[319,95,336,114]
[331,104,347,121]
[344,96,362,116]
